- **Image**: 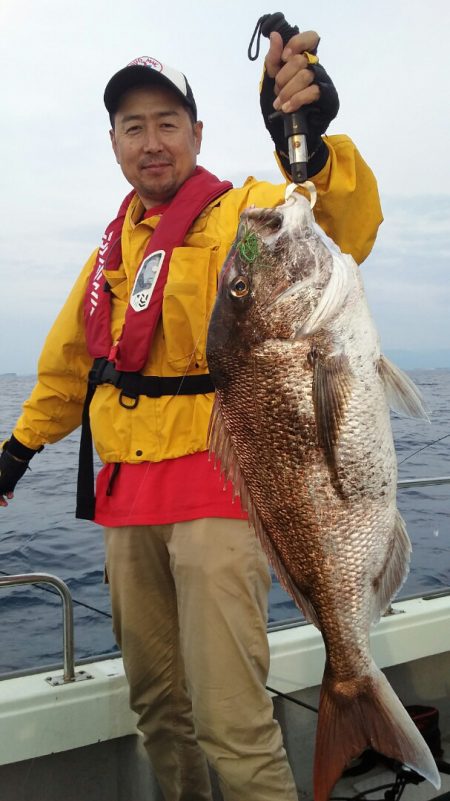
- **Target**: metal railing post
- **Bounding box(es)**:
[0,572,76,682]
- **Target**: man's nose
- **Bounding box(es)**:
[142,127,163,152]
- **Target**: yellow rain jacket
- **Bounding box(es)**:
[13,135,383,464]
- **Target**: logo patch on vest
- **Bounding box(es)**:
[130,250,165,312]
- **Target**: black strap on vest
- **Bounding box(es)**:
[76,381,96,520]
[75,359,215,520]
[89,357,215,407]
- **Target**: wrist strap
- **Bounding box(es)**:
[4,435,43,461]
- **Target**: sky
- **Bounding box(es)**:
[1,0,449,373]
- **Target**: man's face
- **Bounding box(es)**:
[110,84,203,209]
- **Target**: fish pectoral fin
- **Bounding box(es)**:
[378,354,429,419]
[312,351,353,460]
[372,510,411,622]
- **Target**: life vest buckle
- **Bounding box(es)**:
[89,357,118,386]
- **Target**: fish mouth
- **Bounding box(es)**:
[241,192,314,246]
[236,194,332,316]
[241,197,318,311]
[239,207,284,242]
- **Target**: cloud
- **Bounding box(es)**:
[1,0,449,373]
[363,196,450,350]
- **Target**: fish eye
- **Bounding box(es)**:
[230,276,249,298]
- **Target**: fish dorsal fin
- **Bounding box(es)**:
[297,249,353,337]
[371,510,411,623]
[311,351,353,467]
[378,354,429,419]
[208,398,321,628]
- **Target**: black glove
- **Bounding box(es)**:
[0,436,42,495]
[260,62,340,179]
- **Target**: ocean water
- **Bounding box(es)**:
[0,371,449,674]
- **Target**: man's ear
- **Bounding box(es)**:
[110,128,120,164]
[194,120,203,155]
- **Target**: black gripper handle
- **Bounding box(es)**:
[260,13,308,182]
[260,12,299,46]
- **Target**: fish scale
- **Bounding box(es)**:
[206,192,440,800]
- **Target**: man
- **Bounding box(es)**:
[0,29,383,801]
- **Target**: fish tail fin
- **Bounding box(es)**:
[314,663,441,801]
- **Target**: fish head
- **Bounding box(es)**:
[207,193,335,387]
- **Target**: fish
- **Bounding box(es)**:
[206,191,440,801]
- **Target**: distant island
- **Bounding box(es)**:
[4,352,450,377]
[385,350,450,369]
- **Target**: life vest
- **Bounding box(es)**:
[83,166,232,373]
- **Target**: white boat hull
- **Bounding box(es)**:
[1,594,449,800]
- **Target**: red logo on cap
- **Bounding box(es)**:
[128,56,163,72]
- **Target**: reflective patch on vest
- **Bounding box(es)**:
[130,250,165,312]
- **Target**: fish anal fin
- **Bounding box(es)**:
[244,503,322,628]
[372,511,411,621]
[314,663,441,801]
[209,399,321,628]
[312,350,353,467]
[379,354,429,420]
[268,546,321,628]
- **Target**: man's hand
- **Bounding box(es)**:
[265,30,320,115]
[0,450,29,506]
[0,436,41,506]
[0,490,14,508]
[260,29,339,179]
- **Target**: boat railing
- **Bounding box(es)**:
[1,475,449,677]
[0,572,92,685]
[397,476,450,488]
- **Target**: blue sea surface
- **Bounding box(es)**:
[0,371,449,674]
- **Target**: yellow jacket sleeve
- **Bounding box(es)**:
[12,251,97,451]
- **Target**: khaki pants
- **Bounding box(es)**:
[104,518,298,801]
